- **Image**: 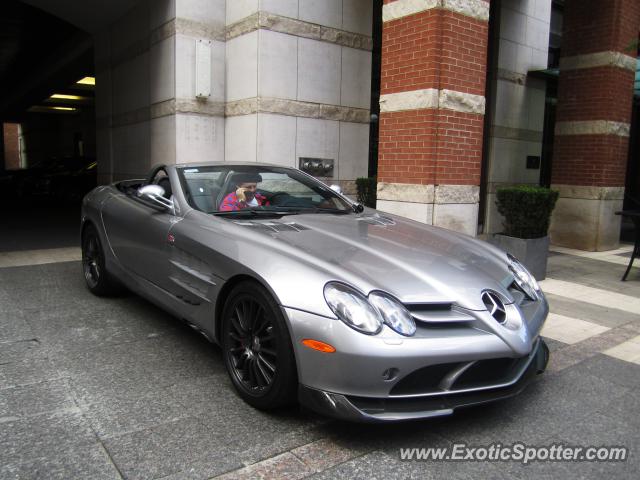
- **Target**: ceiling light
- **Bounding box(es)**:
[28,106,78,113]
[76,76,95,85]
[50,94,86,101]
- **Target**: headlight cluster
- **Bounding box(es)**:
[324,282,416,336]
[507,254,540,300]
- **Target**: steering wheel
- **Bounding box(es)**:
[268,191,292,206]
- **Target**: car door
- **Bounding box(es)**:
[101,169,178,290]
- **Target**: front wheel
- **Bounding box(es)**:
[81,224,122,296]
[221,281,298,410]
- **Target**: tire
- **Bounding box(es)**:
[221,281,298,410]
[81,224,123,296]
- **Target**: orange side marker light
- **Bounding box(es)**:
[302,339,336,353]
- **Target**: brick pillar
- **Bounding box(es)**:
[550,0,640,251]
[375,0,490,236]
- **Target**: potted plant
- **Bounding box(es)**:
[356,176,377,208]
[490,185,559,280]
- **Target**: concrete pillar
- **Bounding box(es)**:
[375,0,490,236]
[95,0,373,191]
[95,0,225,183]
[549,0,640,251]
[224,0,373,192]
[484,0,551,235]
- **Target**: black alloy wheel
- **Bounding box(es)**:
[222,281,297,409]
[81,224,122,296]
[83,233,101,289]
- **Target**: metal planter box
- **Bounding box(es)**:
[488,234,550,281]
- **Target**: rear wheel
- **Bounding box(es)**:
[81,224,122,296]
[221,281,297,409]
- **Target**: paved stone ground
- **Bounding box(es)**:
[1,242,639,479]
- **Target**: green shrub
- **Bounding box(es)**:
[495,185,559,239]
[355,177,377,208]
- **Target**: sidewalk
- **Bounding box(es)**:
[0,241,638,479]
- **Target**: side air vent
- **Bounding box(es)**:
[405,303,475,324]
[508,280,531,305]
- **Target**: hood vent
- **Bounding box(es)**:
[357,215,396,226]
[233,221,309,232]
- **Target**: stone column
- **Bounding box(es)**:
[375,0,490,236]
[224,1,373,191]
[549,0,640,251]
[94,0,226,183]
[95,0,373,189]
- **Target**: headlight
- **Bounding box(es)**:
[368,291,416,336]
[507,254,540,300]
[324,282,383,334]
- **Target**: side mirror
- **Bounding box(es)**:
[138,184,174,211]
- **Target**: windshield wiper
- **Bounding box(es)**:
[309,208,352,214]
[265,206,352,215]
[212,209,301,217]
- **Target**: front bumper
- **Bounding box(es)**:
[299,337,549,422]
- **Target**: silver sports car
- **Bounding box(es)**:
[80,162,549,422]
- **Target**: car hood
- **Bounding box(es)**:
[231,212,512,311]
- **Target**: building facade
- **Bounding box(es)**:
[11,0,640,251]
[93,0,374,200]
[376,0,639,250]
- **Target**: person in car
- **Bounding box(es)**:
[219,173,270,211]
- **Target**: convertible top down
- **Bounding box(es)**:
[80,162,549,422]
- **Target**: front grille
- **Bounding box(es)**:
[454,357,522,389]
[405,303,475,325]
[390,355,529,397]
[389,362,463,396]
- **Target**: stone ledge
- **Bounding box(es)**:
[377,182,435,203]
[560,51,637,72]
[226,12,373,51]
[150,20,176,45]
[497,69,527,85]
[379,89,439,113]
[383,0,489,23]
[551,184,625,201]
[176,98,225,116]
[434,184,480,204]
[150,99,175,119]
[225,97,370,123]
[380,89,485,114]
[377,183,481,204]
[439,89,485,115]
[175,17,226,42]
[490,126,543,142]
[555,120,630,137]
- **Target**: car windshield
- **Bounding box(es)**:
[177,165,352,215]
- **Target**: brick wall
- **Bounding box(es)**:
[551,0,640,187]
[561,0,640,57]
[555,67,636,124]
[378,0,489,187]
[552,135,629,187]
[381,10,488,96]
